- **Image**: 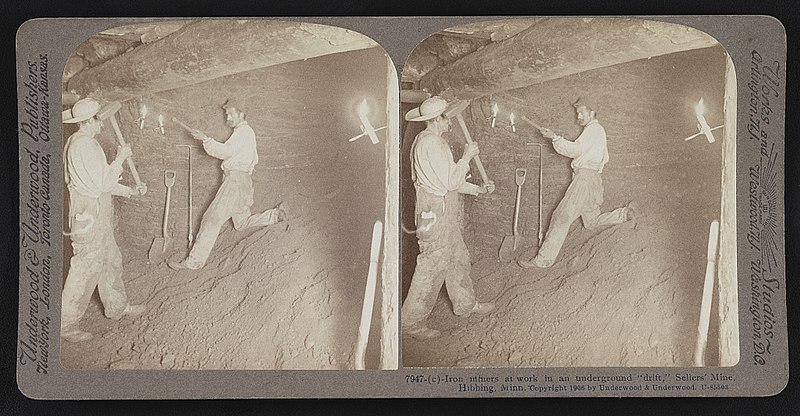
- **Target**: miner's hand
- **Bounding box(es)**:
[539,128,558,140]
[133,184,148,197]
[190,130,208,141]
[463,142,480,160]
[115,144,133,163]
[483,181,496,194]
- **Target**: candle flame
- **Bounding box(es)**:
[695,98,705,116]
[492,103,499,116]
[357,98,369,117]
[141,103,148,117]
[510,113,516,123]
[158,114,164,126]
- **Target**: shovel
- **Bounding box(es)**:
[148,170,176,264]
[499,168,527,260]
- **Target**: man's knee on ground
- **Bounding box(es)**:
[232,219,246,231]
[582,216,599,230]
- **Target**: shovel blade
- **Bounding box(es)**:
[499,235,516,261]
[148,237,166,264]
[515,168,527,186]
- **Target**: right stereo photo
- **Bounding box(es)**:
[400,17,737,368]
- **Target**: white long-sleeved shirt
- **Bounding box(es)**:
[203,121,258,174]
[64,131,129,198]
[552,119,610,173]
[411,129,480,197]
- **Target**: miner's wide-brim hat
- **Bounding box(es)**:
[62,98,100,124]
[405,96,448,122]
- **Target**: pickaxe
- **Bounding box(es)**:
[519,114,545,131]
[97,101,144,188]
[442,100,491,185]
[172,117,202,136]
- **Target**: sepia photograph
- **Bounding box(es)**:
[13,14,790,401]
[400,17,737,368]
[58,19,398,370]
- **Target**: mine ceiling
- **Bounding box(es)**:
[64,20,378,103]
[403,18,720,101]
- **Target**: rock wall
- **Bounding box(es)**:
[447,46,728,258]
[88,47,389,262]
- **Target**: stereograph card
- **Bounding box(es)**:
[16,16,787,398]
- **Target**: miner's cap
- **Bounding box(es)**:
[222,98,245,113]
[572,96,597,112]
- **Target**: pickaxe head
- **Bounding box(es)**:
[96,101,122,121]
[443,100,470,119]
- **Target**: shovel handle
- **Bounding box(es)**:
[455,114,490,185]
[513,184,522,237]
[163,171,176,239]
[163,186,171,239]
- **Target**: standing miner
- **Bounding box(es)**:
[61,98,147,342]
[519,97,636,269]
[402,96,496,340]
[169,99,286,270]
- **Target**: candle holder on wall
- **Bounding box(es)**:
[684,98,723,142]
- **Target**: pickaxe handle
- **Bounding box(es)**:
[454,113,490,185]
[172,117,200,134]
[108,115,143,187]
[520,115,544,131]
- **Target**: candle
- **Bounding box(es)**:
[694,98,715,143]
[158,114,165,135]
[356,99,379,144]
[491,103,498,128]
[139,104,148,130]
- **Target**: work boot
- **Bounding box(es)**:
[403,325,442,340]
[122,304,146,317]
[626,201,639,221]
[109,304,147,321]
[275,202,287,222]
[469,302,495,315]
[168,259,199,270]
[518,255,553,269]
[62,328,93,343]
